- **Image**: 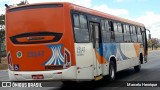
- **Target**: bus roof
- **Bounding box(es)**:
[68,3,144,27]
[6,2,144,27]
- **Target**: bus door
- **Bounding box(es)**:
[142,30,148,63]
[89,22,102,77]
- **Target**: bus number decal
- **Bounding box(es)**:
[77,47,85,56]
[28,50,44,58]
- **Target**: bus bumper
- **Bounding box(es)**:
[8,66,77,81]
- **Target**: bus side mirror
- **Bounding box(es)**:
[148,34,151,39]
[146,29,151,39]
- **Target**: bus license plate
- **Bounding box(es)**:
[32,74,44,79]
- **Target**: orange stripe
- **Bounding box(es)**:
[133,43,140,57]
[95,50,107,64]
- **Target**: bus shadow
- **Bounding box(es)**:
[54,68,141,90]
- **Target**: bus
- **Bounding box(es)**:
[6,2,148,82]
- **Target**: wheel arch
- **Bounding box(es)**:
[109,55,117,72]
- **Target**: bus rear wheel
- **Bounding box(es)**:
[109,61,116,82]
[134,56,142,72]
[134,64,141,72]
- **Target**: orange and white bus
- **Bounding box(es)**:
[6,2,148,82]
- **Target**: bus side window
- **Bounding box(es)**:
[113,22,117,42]
[130,26,133,42]
[79,14,90,42]
[134,26,138,42]
[101,19,111,42]
[123,24,131,42]
[73,14,90,43]
[131,26,137,42]
[114,22,123,42]
[73,14,81,42]
[137,27,142,43]
[73,14,80,28]
[109,21,115,42]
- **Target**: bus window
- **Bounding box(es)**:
[73,14,80,28]
[113,22,118,32]
[114,23,123,42]
[137,27,142,43]
[123,24,131,42]
[118,23,123,42]
[109,21,115,42]
[105,20,110,31]
[131,26,137,42]
[73,14,89,43]
[80,15,88,29]
[113,22,118,42]
[101,19,111,42]
[101,20,105,31]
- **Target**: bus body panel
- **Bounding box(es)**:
[8,66,77,81]
[6,2,147,81]
[75,43,94,79]
[6,4,76,71]
[101,43,142,72]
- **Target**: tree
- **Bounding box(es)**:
[148,38,160,50]
[17,0,29,6]
[0,14,5,63]
[148,39,152,48]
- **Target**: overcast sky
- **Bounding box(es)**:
[0,0,160,38]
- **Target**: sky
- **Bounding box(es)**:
[0,0,160,38]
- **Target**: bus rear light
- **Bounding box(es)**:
[57,72,62,74]
[63,48,71,69]
[65,50,70,63]
[7,52,12,65]
[15,74,19,76]
[7,52,13,70]
[64,65,70,69]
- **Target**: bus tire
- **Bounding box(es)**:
[109,60,116,82]
[134,57,141,72]
[134,64,141,72]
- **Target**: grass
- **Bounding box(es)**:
[0,57,8,70]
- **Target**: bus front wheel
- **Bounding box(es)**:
[134,57,141,72]
[109,60,116,82]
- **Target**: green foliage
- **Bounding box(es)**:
[0,14,5,57]
[0,14,5,45]
[148,39,152,47]
[147,38,160,50]
[17,0,29,6]
[0,14,5,25]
